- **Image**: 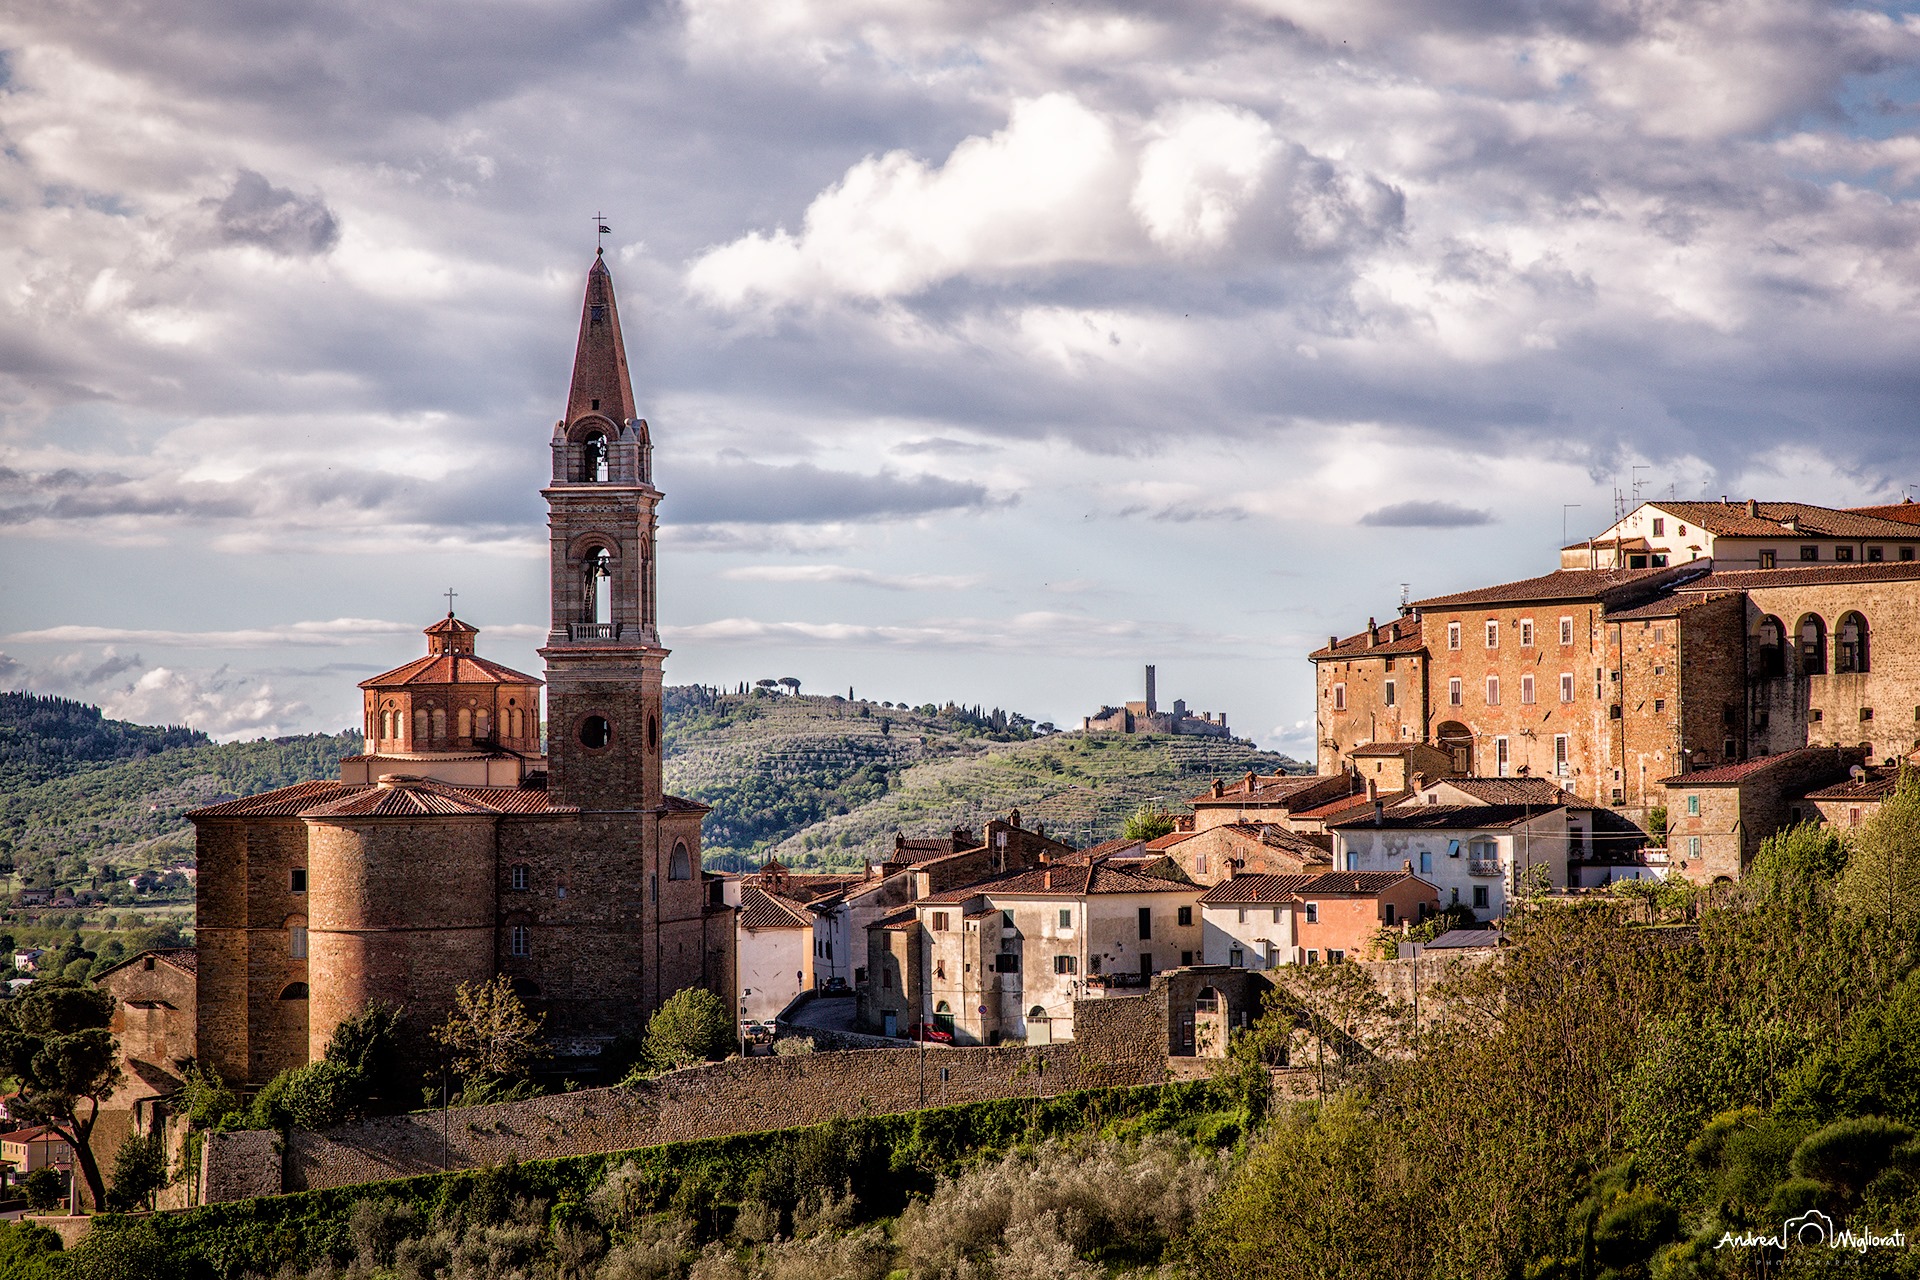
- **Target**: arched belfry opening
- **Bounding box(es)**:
[580,430,609,483]
[582,547,614,626]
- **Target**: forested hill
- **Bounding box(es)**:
[661,688,1305,871]
[0,691,211,787]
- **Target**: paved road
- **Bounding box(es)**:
[788,993,861,1034]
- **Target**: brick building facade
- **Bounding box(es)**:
[190,254,734,1084]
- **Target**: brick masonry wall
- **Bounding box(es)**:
[1314,651,1428,774]
[253,1041,1170,1197]
[1743,579,1920,763]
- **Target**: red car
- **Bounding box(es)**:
[906,1022,954,1043]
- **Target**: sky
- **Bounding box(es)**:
[4,0,1920,757]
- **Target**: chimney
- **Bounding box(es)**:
[1210,779,1224,798]
[1244,769,1257,791]
[1366,778,1379,802]
[1410,771,1426,793]
[1402,859,1413,873]
[1008,808,1022,829]
[1373,799,1385,826]
[1366,618,1377,649]
[1145,664,1157,715]
[1044,869,1052,890]
[1329,634,1338,651]
[1746,498,1758,517]
[894,832,905,853]
[1224,858,1237,880]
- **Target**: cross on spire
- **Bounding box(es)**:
[444,587,458,616]
[594,212,611,256]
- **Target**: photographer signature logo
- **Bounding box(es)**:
[1715,1209,1907,1255]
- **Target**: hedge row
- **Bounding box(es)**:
[102,1079,1232,1280]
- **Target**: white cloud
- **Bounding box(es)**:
[1133,102,1280,253]
[721,564,982,590]
[5,619,544,647]
[667,610,1266,658]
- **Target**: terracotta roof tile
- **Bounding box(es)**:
[737,886,814,930]
[1648,500,1920,540]
[1605,590,1744,622]
[1189,774,1344,807]
[1657,747,1853,786]
[1328,803,1553,831]
[1847,501,1920,526]
[93,947,197,982]
[188,780,358,818]
[1413,565,1701,610]
[360,652,542,689]
[1199,874,1316,904]
[1309,618,1426,661]
[1679,562,1920,591]
[917,862,1193,905]
[1423,777,1575,806]
[1144,832,1195,850]
[1297,871,1424,895]
[1803,769,1902,802]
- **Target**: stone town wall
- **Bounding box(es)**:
[219,1042,1170,1199]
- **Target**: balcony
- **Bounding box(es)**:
[1467,860,1503,877]
[568,622,623,641]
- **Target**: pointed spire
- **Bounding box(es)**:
[565,254,637,426]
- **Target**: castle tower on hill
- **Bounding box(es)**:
[190,254,733,1086]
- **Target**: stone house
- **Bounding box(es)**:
[1198,874,1308,969]
[1293,871,1439,965]
[1659,747,1865,882]
[1330,804,1570,921]
[188,255,735,1085]
[1153,822,1330,886]
[1802,766,1905,832]
[1186,772,1358,832]
[96,948,197,1110]
[1306,617,1430,774]
[867,859,1202,1046]
[1565,500,1920,572]
[731,880,817,1024]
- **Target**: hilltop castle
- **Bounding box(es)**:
[189,255,733,1084]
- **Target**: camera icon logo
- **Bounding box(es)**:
[1784,1210,1833,1249]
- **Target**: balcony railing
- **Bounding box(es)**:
[568,622,623,641]
[1467,860,1503,877]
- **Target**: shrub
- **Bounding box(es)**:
[107,1132,166,1211]
[639,988,734,1074]
[1789,1116,1916,1201]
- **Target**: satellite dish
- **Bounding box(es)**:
[1850,765,1867,781]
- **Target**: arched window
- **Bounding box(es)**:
[1836,612,1869,674]
[414,708,428,744]
[1435,721,1473,774]
[509,707,522,739]
[1797,615,1828,676]
[279,982,309,1001]
[669,842,692,880]
[1757,616,1786,677]
[578,431,609,483]
[1028,1004,1047,1020]
[457,707,472,739]
[475,709,491,739]
[582,547,614,624]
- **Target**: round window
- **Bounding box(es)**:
[580,716,612,748]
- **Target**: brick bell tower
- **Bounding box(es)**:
[539,251,664,810]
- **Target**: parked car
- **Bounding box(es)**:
[906,1021,953,1043]
[741,1020,774,1045]
[822,977,852,997]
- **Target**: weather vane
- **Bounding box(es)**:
[444,587,458,616]
[594,212,611,255]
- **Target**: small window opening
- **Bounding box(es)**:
[580,715,612,748]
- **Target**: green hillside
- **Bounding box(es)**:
[0,691,211,788]
[661,688,1302,871]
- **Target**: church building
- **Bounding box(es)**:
[189,254,734,1085]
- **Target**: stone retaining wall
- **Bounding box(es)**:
[210,1039,1168,1200]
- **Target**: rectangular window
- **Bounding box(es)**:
[1447,622,1462,650]
[1903,547,1916,562]
[1652,517,1665,535]
[510,865,529,891]
[1485,620,1500,648]
[1472,886,1489,909]
[1835,545,1855,562]
[1486,676,1500,706]
[1054,955,1077,975]
[1058,908,1072,929]
[1137,907,1152,940]
[1332,682,1347,711]
[1801,546,1819,561]
[1554,735,1569,777]
[1653,698,1666,713]
[883,969,893,990]
[1229,947,1244,968]
[289,867,307,894]
[932,912,950,932]
[1347,851,1360,871]
[1495,736,1510,776]
[1758,550,1776,569]
[1688,836,1702,857]
[1560,673,1575,703]
[1868,546,1885,562]
[510,925,530,958]
[1687,794,1699,816]
[1385,903,1397,926]
[1181,950,1194,966]
[1519,618,1534,647]
[1449,678,1463,707]
[1419,851,1432,874]
[1520,674,1535,705]
[289,926,308,959]
[1560,616,1574,646]
[1305,902,1319,924]
[1850,808,1863,828]
[994,953,1020,973]
[1384,680,1396,707]
[1177,905,1193,926]
[1195,853,1208,874]
[1307,950,1319,965]
[1596,668,1605,698]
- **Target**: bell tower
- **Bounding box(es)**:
[539,251,664,810]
